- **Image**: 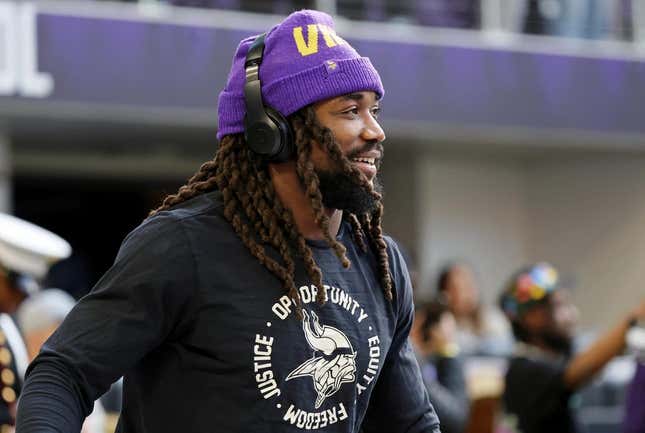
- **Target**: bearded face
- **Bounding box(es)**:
[316,167,382,215]
[308,91,385,215]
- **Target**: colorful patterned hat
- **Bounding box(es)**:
[499,262,560,320]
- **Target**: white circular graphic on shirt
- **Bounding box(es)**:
[250,284,383,430]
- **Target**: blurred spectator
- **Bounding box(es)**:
[523,0,625,39]
[523,0,546,34]
[632,0,645,42]
[414,0,479,29]
[411,300,469,433]
[0,213,71,432]
[170,0,240,10]
[624,326,645,433]
[499,262,645,433]
[44,252,92,301]
[240,0,312,14]
[17,290,77,360]
[336,0,424,22]
[437,262,513,356]
[16,289,107,433]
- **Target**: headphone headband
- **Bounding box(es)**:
[245,33,266,69]
[243,34,294,163]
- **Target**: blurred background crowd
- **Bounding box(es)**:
[74,0,645,42]
[1,0,645,432]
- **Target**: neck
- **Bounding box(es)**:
[269,161,342,240]
[526,335,570,358]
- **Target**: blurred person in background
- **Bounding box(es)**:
[522,0,625,39]
[499,262,645,433]
[624,326,645,433]
[411,300,469,433]
[16,9,439,433]
[437,262,513,356]
[414,0,479,29]
[16,289,106,433]
[0,213,71,432]
[17,289,76,361]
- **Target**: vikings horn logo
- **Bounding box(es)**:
[286,310,357,409]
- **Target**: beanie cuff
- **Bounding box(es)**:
[217,57,383,140]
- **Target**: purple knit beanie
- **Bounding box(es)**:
[216,9,384,140]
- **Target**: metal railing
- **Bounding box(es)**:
[57,0,645,43]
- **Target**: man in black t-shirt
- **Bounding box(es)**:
[500,263,645,433]
[16,9,440,433]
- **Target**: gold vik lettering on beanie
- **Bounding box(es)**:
[292,24,348,57]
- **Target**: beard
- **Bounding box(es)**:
[316,169,383,215]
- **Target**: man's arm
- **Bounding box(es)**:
[564,300,645,390]
[16,358,88,433]
[16,215,199,433]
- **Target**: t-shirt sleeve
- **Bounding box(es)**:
[16,213,199,433]
[361,239,441,433]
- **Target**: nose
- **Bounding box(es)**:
[361,114,386,144]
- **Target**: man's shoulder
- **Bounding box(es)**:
[120,191,227,255]
[143,191,226,232]
[155,190,224,222]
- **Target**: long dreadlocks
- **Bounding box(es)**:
[151,105,392,319]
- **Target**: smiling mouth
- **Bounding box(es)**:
[350,157,376,166]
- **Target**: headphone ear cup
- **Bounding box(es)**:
[244,114,281,158]
[264,106,295,163]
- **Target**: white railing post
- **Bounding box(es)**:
[481,0,503,32]
[315,0,337,16]
[632,0,645,43]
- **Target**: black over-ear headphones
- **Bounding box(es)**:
[244,33,295,163]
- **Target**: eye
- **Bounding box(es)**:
[341,106,359,116]
[371,106,381,118]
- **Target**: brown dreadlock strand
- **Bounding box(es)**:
[368,203,393,301]
[248,140,326,306]
[345,213,367,253]
[292,109,351,274]
[219,140,304,316]
[287,110,328,304]
[298,106,393,301]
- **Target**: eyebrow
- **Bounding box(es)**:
[341,93,364,101]
[340,93,380,106]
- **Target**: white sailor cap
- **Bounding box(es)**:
[0,213,71,286]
